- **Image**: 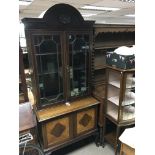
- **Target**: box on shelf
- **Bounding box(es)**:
[106,52,135,69]
[106,46,135,69]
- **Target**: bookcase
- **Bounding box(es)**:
[22,4,100,154]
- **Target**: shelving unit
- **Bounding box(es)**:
[91,24,135,145]
[103,66,135,154]
[92,25,135,102]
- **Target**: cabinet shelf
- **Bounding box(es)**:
[107,101,135,122]
[108,92,135,106]
[94,65,106,70]
[35,53,58,56]
[109,78,135,88]
[73,67,87,71]
[38,71,59,76]
[71,50,89,54]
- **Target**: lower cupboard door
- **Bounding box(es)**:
[76,107,96,135]
[45,116,71,147]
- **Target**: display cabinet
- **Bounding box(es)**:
[22,4,100,154]
[106,66,135,124]
[22,5,94,110]
[103,66,135,154]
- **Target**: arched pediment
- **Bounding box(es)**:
[43,3,84,25]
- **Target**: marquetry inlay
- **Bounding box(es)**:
[46,117,70,146]
[79,113,92,127]
[50,123,65,137]
[77,108,95,134]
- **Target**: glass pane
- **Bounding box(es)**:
[40,40,57,53]
[37,54,58,74]
[39,73,63,105]
[33,34,64,106]
[107,70,135,122]
[84,34,89,43]
[121,72,135,121]
[69,34,89,97]
[53,35,60,43]
[36,56,41,73]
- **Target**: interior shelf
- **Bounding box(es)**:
[107,102,135,121]
[94,65,106,70]
[108,92,135,106]
[35,53,57,55]
[109,77,135,88]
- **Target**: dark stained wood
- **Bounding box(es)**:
[94,24,135,36]
[93,83,106,100]
[22,6,94,109]
[19,45,29,103]
[43,3,84,25]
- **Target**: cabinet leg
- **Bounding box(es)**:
[95,131,100,147]
[115,126,120,155]
[101,117,107,148]
[99,126,103,146]
[95,126,103,146]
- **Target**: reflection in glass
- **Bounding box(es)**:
[33,34,64,106]
[40,40,57,53]
[69,34,90,97]
[39,74,63,105]
[37,55,58,74]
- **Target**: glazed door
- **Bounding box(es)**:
[31,32,65,107]
[66,32,91,99]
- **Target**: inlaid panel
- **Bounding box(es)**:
[45,117,70,146]
[76,108,96,135]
